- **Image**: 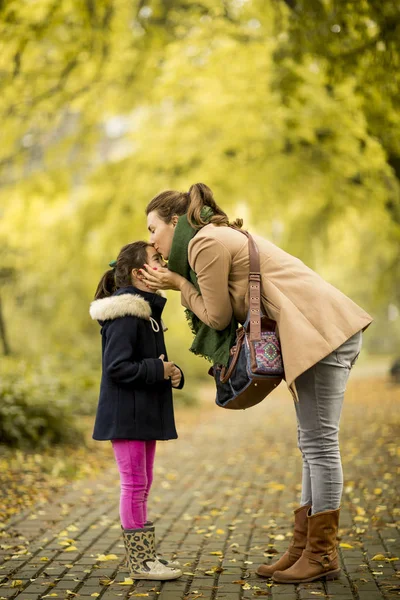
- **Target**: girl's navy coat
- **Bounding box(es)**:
[90,286,183,441]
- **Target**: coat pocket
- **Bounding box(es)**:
[117,388,136,430]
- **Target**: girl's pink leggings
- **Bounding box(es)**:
[111,439,156,530]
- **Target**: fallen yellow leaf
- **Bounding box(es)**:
[242,583,251,590]
[371,554,386,561]
[65,546,78,552]
[97,553,119,561]
[355,527,366,534]
[339,543,354,549]
[209,551,223,556]
[91,595,100,598]
[216,529,225,535]
[11,581,23,588]
[269,482,286,490]
[118,577,134,585]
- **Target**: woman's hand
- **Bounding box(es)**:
[140,264,185,292]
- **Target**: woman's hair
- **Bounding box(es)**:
[145,182,243,231]
[94,241,150,300]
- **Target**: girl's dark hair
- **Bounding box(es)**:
[94,241,150,300]
[145,182,243,231]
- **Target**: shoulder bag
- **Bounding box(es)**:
[209,230,284,409]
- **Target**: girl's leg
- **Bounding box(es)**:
[143,441,157,523]
[294,332,362,514]
[112,439,147,529]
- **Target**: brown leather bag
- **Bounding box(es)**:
[209,230,284,410]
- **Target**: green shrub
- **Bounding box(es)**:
[48,356,100,416]
[0,358,84,449]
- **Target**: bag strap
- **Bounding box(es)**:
[220,327,245,383]
[231,227,262,342]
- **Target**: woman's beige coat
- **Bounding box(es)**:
[180,224,372,392]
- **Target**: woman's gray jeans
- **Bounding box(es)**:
[294,331,363,514]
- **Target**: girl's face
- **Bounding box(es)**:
[145,246,166,270]
[131,246,165,290]
[147,211,178,260]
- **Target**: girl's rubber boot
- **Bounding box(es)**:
[144,522,180,568]
[122,526,182,580]
[273,508,341,583]
[256,504,311,578]
[121,522,180,570]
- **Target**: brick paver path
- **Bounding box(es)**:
[1,376,399,600]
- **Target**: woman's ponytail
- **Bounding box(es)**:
[187,183,243,230]
[146,183,243,230]
[94,269,116,300]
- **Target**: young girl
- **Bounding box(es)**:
[89,241,184,581]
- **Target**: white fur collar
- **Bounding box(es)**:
[90,294,152,322]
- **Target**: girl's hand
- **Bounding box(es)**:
[140,265,185,292]
[159,354,175,379]
[170,366,182,388]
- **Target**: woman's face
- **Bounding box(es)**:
[147,211,177,260]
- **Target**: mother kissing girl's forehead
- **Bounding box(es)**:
[141,181,372,585]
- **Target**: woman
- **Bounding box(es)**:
[140,183,372,584]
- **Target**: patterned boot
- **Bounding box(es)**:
[144,522,180,568]
[122,526,182,580]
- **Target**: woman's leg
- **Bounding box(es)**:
[271,333,363,583]
[112,439,147,529]
[143,441,157,523]
[294,332,362,514]
[296,422,312,507]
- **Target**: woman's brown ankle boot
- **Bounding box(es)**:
[256,504,311,578]
[273,508,341,583]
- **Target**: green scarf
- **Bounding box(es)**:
[168,208,238,366]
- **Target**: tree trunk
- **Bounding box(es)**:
[0,293,11,355]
